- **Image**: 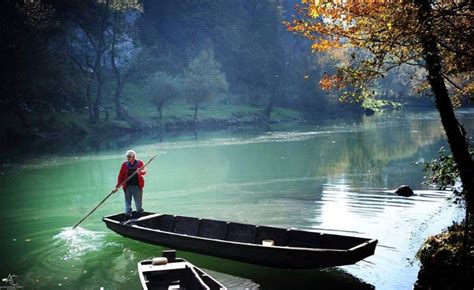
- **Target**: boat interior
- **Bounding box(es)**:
[140,259,221,290]
[107,213,370,250]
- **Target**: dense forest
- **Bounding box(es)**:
[1,0,440,146]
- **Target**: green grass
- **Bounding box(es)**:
[125,97,301,121]
[1,95,304,139]
[121,82,304,121]
[271,107,302,120]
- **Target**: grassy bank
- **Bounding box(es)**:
[0,102,305,147]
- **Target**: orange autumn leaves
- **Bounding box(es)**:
[319,73,344,91]
[285,1,401,92]
[286,1,473,102]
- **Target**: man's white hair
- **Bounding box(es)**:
[126,150,136,157]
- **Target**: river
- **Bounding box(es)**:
[0,109,473,289]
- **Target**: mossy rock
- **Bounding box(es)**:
[415,221,473,289]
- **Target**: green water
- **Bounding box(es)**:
[0,109,473,289]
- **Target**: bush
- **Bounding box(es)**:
[415,221,473,290]
[416,144,473,205]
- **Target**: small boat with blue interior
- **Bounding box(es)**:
[103,212,377,269]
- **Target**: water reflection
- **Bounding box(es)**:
[53,227,115,261]
[314,181,461,289]
[117,241,375,290]
[0,109,473,289]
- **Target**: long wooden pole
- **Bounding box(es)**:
[72,154,158,229]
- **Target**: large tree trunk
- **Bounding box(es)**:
[67,42,96,122]
[264,94,274,118]
[114,97,127,120]
[48,105,56,123]
[416,0,474,211]
[92,36,106,123]
[89,29,104,124]
[93,69,103,123]
[153,101,163,120]
[193,102,199,120]
[14,101,29,128]
[111,12,128,121]
[85,79,95,121]
[114,81,127,120]
[92,2,110,124]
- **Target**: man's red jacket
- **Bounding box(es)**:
[116,160,147,191]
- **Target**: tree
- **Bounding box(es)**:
[223,0,289,112]
[61,0,142,122]
[110,4,143,120]
[145,72,179,120]
[182,48,229,120]
[0,0,85,126]
[286,1,474,211]
[137,0,302,111]
[61,21,96,121]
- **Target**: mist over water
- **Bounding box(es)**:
[0,109,472,289]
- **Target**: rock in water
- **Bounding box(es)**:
[395,185,414,197]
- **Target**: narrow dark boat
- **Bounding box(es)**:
[103,212,377,269]
[138,250,226,290]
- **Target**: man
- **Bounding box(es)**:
[114,150,147,218]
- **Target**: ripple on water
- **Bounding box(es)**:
[53,227,119,261]
[19,227,121,288]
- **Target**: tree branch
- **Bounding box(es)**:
[443,75,464,92]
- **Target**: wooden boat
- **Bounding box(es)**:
[103,212,377,269]
[138,250,226,290]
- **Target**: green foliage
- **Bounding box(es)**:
[108,0,143,12]
[18,0,55,29]
[417,146,461,191]
[361,98,401,112]
[182,48,229,119]
[145,71,180,119]
[4,0,448,134]
[417,145,473,204]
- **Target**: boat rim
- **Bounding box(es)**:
[102,213,378,253]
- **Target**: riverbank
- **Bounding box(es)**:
[1,102,365,150]
[1,109,471,289]
[415,218,474,290]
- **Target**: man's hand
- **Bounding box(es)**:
[136,166,147,175]
[112,188,118,193]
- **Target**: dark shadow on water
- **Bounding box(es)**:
[177,251,375,290]
[119,239,374,290]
